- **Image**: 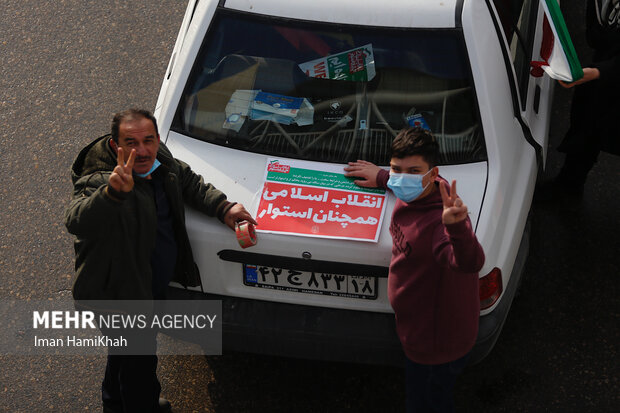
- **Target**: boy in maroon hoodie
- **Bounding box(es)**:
[344,127,485,413]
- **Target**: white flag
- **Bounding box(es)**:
[530,0,583,82]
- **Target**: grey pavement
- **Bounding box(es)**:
[0,1,617,412]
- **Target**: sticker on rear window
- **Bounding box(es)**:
[299,44,376,82]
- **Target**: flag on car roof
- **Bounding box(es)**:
[530,0,583,83]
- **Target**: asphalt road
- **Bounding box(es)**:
[0,1,618,412]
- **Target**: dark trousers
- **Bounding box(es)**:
[102,354,161,412]
[100,325,161,412]
[405,352,469,413]
[557,78,619,186]
[557,150,600,187]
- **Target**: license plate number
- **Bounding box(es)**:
[243,264,378,300]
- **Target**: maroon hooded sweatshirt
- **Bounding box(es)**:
[377,169,485,364]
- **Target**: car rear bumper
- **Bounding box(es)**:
[165,218,529,366]
[469,216,530,364]
[166,286,404,365]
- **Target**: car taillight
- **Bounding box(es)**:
[479,267,503,310]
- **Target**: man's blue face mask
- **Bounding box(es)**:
[136,159,161,178]
[387,169,432,202]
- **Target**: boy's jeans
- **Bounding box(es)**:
[405,352,470,413]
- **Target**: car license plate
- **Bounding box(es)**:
[243,264,378,300]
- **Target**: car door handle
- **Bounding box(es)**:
[533,84,541,115]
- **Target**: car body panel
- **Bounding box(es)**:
[224,0,459,28]
[165,130,487,313]
[154,0,552,362]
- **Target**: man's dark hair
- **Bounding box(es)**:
[110,108,159,143]
[391,127,440,167]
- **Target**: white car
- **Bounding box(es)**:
[154,0,553,364]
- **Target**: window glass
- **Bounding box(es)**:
[492,0,539,109]
[172,10,487,166]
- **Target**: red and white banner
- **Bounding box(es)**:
[254,159,387,242]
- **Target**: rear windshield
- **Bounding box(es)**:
[171,9,487,166]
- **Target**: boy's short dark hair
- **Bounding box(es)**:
[111,108,159,143]
[391,127,440,167]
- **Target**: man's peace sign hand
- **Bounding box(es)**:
[108,147,136,194]
[440,180,468,225]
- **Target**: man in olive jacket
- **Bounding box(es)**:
[65,109,256,412]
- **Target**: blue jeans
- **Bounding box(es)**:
[405,352,470,413]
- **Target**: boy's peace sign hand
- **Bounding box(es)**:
[440,180,468,225]
[109,147,136,194]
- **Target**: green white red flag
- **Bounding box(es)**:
[530,0,583,82]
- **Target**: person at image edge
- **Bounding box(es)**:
[65,109,256,412]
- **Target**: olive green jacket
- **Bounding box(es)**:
[65,135,230,300]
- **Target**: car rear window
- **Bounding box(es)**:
[171,9,487,166]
